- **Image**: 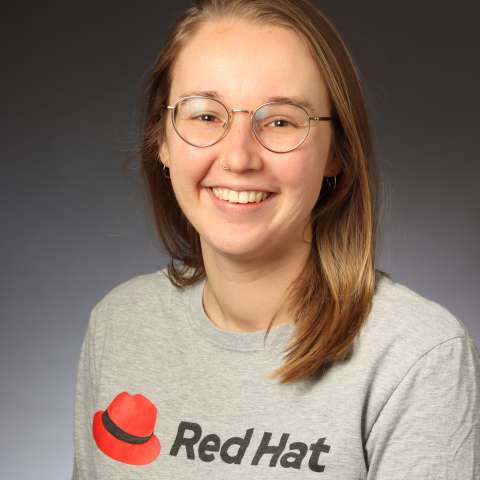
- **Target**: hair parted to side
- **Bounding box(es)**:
[139,0,390,384]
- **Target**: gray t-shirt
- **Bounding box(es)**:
[72,268,480,479]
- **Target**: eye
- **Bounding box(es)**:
[262,117,298,129]
[192,113,222,123]
[269,118,295,128]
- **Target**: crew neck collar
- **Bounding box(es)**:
[185,276,295,352]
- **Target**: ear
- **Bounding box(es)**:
[158,139,170,168]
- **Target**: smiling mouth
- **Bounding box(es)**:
[209,187,274,204]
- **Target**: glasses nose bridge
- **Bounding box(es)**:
[230,107,253,120]
[227,107,254,132]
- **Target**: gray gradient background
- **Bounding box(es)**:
[1,1,479,478]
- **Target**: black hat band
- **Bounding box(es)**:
[102,410,153,445]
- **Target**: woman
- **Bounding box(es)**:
[72,1,480,478]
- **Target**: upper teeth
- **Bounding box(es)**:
[212,188,270,203]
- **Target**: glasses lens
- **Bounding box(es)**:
[253,103,310,152]
[173,97,229,147]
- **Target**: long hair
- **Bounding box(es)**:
[139,0,390,384]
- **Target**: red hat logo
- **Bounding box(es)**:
[93,391,161,465]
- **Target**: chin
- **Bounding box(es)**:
[202,235,262,260]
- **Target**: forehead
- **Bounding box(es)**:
[169,19,330,111]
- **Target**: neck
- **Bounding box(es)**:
[200,242,311,333]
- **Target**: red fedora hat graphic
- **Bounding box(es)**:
[93,391,161,465]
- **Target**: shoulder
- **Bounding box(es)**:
[87,267,176,337]
[357,273,472,367]
[362,282,480,475]
[93,267,173,310]
[345,274,479,444]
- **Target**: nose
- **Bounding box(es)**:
[217,110,263,172]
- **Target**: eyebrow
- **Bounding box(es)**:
[177,90,316,113]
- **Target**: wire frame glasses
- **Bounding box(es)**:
[164,95,333,153]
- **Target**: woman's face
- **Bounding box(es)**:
[160,19,339,263]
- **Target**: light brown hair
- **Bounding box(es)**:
[138,0,390,384]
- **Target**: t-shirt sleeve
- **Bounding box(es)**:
[71,303,105,480]
[365,335,480,479]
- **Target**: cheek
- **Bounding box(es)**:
[275,147,325,197]
[164,120,212,182]
[170,142,215,186]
